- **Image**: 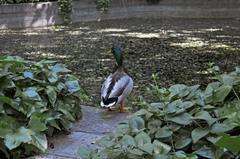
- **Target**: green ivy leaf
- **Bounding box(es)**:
[155,126,172,138]
[46,86,57,106]
[65,80,80,94]
[30,133,47,152]
[210,123,233,134]
[193,111,216,126]
[60,117,73,131]
[167,113,192,125]
[181,101,194,110]
[56,82,65,92]
[175,137,192,149]
[153,140,171,154]
[216,134,240,153]
[153,154,169,159]
[136,109,153,120]
[22,87,41,101]
[205,82,220,103]
[129,116,145,132]
[212,85,232,103]
[4,127,33,150]
[97,136,115,147]
[47,72,58,83]
[169,84,190,98]
[48,120,61,130]
[147,119,162,134]
[51,64,71,73]
[167,100,180,113]
[217,74,237,86]
[191,128,209,143]
[28,117,48,132]
[128,148,144,156]
[138,143,153,155]
[135,132,151,146]
[121,135,136,147]
[0,116,17,138]
[196,146,214,159]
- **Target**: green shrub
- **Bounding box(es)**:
[97,0,110,11]
[79,67,240,159]
[0,55,87,158]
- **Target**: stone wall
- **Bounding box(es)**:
[0,0,240,29]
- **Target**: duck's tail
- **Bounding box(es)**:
[101,96,118,107]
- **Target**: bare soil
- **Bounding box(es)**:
[0,18,239,106]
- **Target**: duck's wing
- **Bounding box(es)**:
[101,74,119,107]
[117,76,133,103]
[108,74,132,99]
[101,74,112,98]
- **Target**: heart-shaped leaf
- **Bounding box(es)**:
[155,126,173,138]
[192,128,209,143]
[168,113,192,125]
[153,140,171,154]
[175,137,192,149]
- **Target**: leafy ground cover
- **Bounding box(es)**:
[0,55,87,158]
[79,66,240,159]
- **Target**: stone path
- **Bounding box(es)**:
[31,106,131,159]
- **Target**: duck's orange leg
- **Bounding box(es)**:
[119,101,128,113]
[108,107,116,112]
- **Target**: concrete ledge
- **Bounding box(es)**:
[0,2,62,29]
[0,0,240,29]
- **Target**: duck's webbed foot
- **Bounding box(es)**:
[119,102,128,113]
[108,107,116,112]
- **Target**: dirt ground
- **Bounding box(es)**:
[0,18,239,106]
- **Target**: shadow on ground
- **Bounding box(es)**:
[0,18,239,105]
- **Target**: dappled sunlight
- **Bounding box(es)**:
[216,35,240,39]
[49,25,69,31]
[24,51,72,59]
[200,28,223,32]
[182,30,194,34]
[83,37,99,41]
[170,37,208,48]
[23,32,48,35]
[105,33,124,37]
[210,43,232,49]
[106,32,161,38]
[169,32,190,37]
[97,28,129,32]
[66,30,84,35]
[210,43,240,51]
[126,32,160,38]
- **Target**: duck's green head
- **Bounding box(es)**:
[111,46,123,67]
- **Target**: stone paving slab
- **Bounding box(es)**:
[29,154,75,159]
[73,105,131,134]
[46,132,103,158]
[32,105,131,159]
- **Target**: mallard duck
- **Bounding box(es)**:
[100,46,133,113]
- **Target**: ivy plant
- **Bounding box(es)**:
[79,66,240,159]
[58,0,72,24]
[97,0,110,11]
[0,55,88,158]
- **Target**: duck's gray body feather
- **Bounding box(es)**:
[101,68,133,108]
